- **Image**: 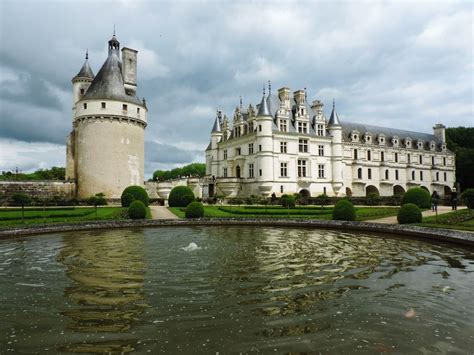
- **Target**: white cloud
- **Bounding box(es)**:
[234,56,286,84]
[128,40,169,79]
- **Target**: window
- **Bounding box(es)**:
[280,185,284,193]
[297,160,307,177]
[280,120,288,132]
[137,107,140,114]
[223,167,228,178]
[443,157,446,166]
[367,150,371,161]
[223,150,227,160]
[123,104,128,111]
[280,142,287,153]
[80,88,85,95]
[357,168,362,179]
[323,187,327,194]
[101,102,106,109]
[408,154,411,163]
[412,171,415,180]
[259,125,262,132]
[248,163,254,178]
[317,124,324,136]
[395,153,398,163]
[419,155,423,164]
[259,169,262,177]
[436,172,439,181]
[259,145,262,152]
[444,172,447,181]
[318,164,325,178]
[298,139,308,153]
[280,163,288,177]
[385,169,389,180]
[318,145,324,156]
[381,151,384,162]
[395,170,399,180]
[248,143,254,155]
[297,122,308,133]
[420,171,423,181]
[83,103,87,109]
[354,149,358,159]
[432,156,435,165]
[368,168,372,180]
[236,148,241,156]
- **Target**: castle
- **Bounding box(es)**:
[204,86,456,198]
[66,34,148,199]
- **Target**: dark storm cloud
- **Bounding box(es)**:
[0,0,472,174]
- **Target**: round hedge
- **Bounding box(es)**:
[397,203,422,224]
[401,188,430,209]
[280,194,296,208]
[332,199,356,221]
[168,186,195,207]
[185,201,204,218]
[461,189,474,209]
[121,186,149,207]
[128,200,147,219]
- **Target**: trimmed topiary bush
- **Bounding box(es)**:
[128,200,147,219]
[397,203,422,224]
[121,186,149,207]
[280,194,296,208]
[185,201,204,218]
[168,186,195,207]
[333,199,356,221]
[461,189,474,209]
[121,193,135,208]
[401,188,430,209]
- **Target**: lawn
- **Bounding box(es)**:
[168,205,399,221]
[0,206,130,227]
[420,209,474,232]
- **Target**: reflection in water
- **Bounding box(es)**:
[56,229,147,353]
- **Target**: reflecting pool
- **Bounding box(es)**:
[0,226,473,353]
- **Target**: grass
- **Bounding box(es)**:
[168,205,399,221]
[0,206,152,227]
[420,209,474,232]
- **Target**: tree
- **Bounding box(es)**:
[10,193,31,223]
[446,127,474,190]
[152,163,206,181]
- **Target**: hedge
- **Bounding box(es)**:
[281,194,296,208]
[397,203,422,224]
[121,186,149,207]
[332,199,356,221]
[168,186,195,207]
[401,188,431,209]
[461,189,474,209]
[128,200,147,219]
[185,202,204,218]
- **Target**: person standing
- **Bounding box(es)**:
[451,188,458,211]
[431,191,440,212]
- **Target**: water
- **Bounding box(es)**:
[0,226,473,354]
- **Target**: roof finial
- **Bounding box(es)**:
[304,87,307,101]
[263,84,265,96]
[239,96,242,110]
[333,98,335,109]
[85,49,88,60]
[113,24,116,37]
[268,80,271,96]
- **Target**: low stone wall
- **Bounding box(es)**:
[0,181,76,204]
[0,218,472,247]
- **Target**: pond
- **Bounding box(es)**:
[0,226,473,353]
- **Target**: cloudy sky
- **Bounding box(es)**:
[0,0,472,177]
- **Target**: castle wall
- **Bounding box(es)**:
[0,181,76,205]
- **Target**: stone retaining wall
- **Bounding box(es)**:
[0,218,472,247]
[0,181,76,204]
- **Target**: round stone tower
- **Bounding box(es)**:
[67,34,148,199]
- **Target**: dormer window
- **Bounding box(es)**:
[405,138,412,148]
[364,133,372,144]
[417,140,424,149]
[377,134,385,145]
[441,144,447,151]
[351,131,360,143]
[391,136,399,147]
[430,141,436,151]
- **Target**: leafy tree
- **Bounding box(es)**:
[153,163,206,181]
[0,167,65,181]
[446,127,474,190]
[10,192,32,223]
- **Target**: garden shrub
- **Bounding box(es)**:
[10,192,32,207]
[121,186,149,207]
[401,188,430,209]
[397,203,422,224]
[280,194,296,208]
[461,189,474,209]
[121,193,135,208]
[366,192,381,206]
[185,201,204,218]
[128,200,147,219]
[332,199,356,221]
[88,192,107,206]
[168,186,195,207]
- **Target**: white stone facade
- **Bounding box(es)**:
[205,87,455,198]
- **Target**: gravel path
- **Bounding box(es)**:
[149,205,179,220]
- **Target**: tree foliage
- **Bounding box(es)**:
[332,199,356,221]
[0,167,65,181]
[168,186,195,207]
[397,203,422,224]
[152,163,206,181]
[185,201,204,218]
[128,200,147,219]
[121,186,149,207]
[401,188,431,209]
[446,127,474,190]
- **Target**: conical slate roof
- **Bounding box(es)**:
[73,53,94,80]
[328,100,341,126]
[211,115,221,133]
[257,94,271,117]
[82,37,143,105]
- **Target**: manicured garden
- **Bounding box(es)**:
[168,205,399,221]
[420,209,474,232]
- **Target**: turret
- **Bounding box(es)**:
[255,86,274,191]
[211,110,223,149]
[71,51,94,105]
[433,123,446,143]
[327,100,343,195]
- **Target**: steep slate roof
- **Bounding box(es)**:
[211,116,222,133]
[256,94,271,117]
[328,101,341,126]
[74,59,95,80]
[82,37,143,105]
